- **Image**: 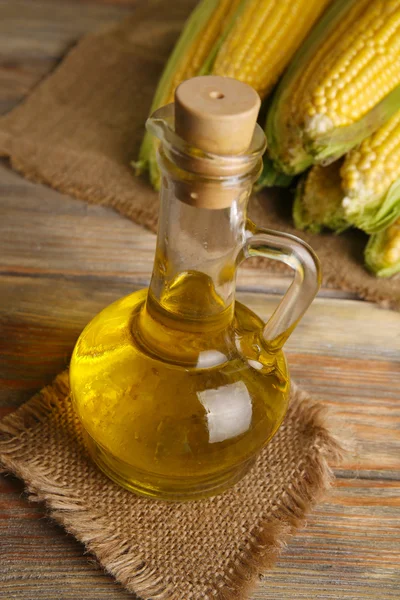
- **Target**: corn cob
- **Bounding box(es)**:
[295,162,400,277]
[211,0,332,98]
[294,108,400,235]
[365,218,400,277]
[135,0,242,188]
[293,162,348,233]
[137,0,333,188]
[341,110,400,232]
[267,0,400,176]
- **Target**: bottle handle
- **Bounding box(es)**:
[243,220,321,351]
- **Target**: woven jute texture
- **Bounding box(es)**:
[0,372,342,600]
[0,0,399,310]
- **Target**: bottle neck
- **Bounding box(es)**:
[147,177,252,328]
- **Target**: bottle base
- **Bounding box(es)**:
[84,431,256,502]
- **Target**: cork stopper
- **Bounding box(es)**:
[173,76,261,209]
[175,76,261,155]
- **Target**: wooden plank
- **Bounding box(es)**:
[0,0,133,60]
[0,163,358,299]
[1,275,399,384]
[246,292,400,362]
[258,480,400,599]
[0,0,134,113]
[1,476,399,600]
[1,274,399,477]
[0,474,134,599]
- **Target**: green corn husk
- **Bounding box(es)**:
[343,178,400,234]
[293,162,349,233]
[365,218,400,277]
[254,158,293,191]
[339,108,400,233]
[266,0,400,176]
[294,163,400,236]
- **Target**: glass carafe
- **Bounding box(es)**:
[70,77,321,501]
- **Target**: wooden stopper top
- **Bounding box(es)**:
[175,76,261,156]
[173,76,261,209]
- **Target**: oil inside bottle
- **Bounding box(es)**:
[70,271,290,500]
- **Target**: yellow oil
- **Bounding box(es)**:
[70,272,290,500]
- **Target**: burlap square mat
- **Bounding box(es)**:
[0,0,399,310]
[0,372,341,600]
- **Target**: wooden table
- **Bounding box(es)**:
[1,2,399,598]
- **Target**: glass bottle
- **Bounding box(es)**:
[70,77,321,501]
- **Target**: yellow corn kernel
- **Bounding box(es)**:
[164,0,242,106]
[291,0,400,135]
[341,109,400,203]
[212,0,333,98]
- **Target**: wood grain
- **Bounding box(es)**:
[0,1,399,599]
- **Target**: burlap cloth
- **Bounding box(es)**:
[0,372,342,600]
[0,0,398,309]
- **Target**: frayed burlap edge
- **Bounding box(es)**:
[0,372,343,600]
